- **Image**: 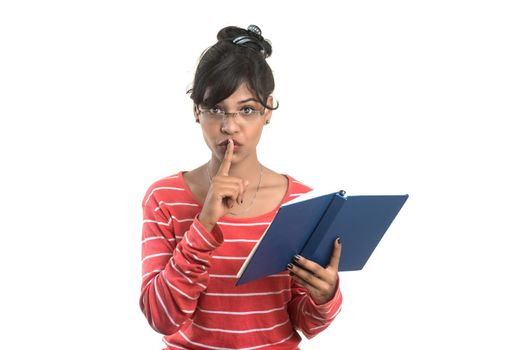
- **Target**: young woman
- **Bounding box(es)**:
[140,25,343,350]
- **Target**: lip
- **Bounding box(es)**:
[218,139,243,147]
[219,144,242,151]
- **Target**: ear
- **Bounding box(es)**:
[264,96,274,124]
[193,104,200,123]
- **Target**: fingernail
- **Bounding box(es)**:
[287,263,294,270]
[337,237,341,244]
[289,272,295,276]
[293,254,302,262]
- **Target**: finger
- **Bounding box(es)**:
[219,183,242,209]
[225,197,235,209]
[217,139,234,176]
[224,186,236,209]
[291,255,324,277]
[223,177,248,206]
[291,274,307,289]
[287,262,325,290]
[328,237,342,270]
[290,266,329,292]
[223,178,244,206]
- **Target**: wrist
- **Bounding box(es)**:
[197,214,216,232]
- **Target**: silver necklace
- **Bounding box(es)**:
[206,162,264,216]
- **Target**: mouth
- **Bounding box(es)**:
[218,139,242,147]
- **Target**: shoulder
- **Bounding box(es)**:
[262,168,314,205]
[141,171,185,208]
[284,174,314,200]
[286,174,313,191]
[262,166,313,189]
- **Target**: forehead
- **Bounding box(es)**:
[205,82,258,105]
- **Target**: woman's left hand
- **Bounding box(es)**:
[288,238,342,305]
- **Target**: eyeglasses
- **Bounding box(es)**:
[198,106,265,123]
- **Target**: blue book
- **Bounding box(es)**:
[235,190,408,286]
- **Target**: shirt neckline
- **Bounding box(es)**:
[177,170,293,222]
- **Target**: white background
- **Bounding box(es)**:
[1,1,523,349]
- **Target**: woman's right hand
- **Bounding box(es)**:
[198,138,249,231]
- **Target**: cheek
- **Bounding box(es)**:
[200,126,216,147]
[244,127,264,146]
[253,124,265,139]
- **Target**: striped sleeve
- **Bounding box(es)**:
[139,189,224,335]
[287,276,343,339]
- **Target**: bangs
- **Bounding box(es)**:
[189,41,277,111]
[201,61,249,108]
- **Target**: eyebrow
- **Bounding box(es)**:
[215,98,260,107]
[237,98,259,104]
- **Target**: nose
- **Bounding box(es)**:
[220,113,241,134]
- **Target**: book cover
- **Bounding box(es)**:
[235,191,408,286]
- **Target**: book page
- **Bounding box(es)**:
[283,188,345,207]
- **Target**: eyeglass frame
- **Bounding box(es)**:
[197,106,266,122]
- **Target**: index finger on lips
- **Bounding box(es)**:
[217,139,234,176]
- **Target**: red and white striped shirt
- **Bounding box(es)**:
[140,171,343,350]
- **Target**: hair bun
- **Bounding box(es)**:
[217,25,272,58]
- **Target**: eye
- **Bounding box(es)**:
[239,106,256,115]
[209,106,223,115]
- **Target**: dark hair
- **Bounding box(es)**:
[187,25,278,111]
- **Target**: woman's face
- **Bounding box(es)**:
[194,82,272,163]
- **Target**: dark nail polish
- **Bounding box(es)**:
[293,254,302,262]
[287,263,294,270]
[337,237,341,244]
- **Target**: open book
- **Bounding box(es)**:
[235,190,408,286]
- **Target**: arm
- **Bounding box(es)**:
[287,239,343,338]
[139,191,223,335]
[287,277,343,339]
